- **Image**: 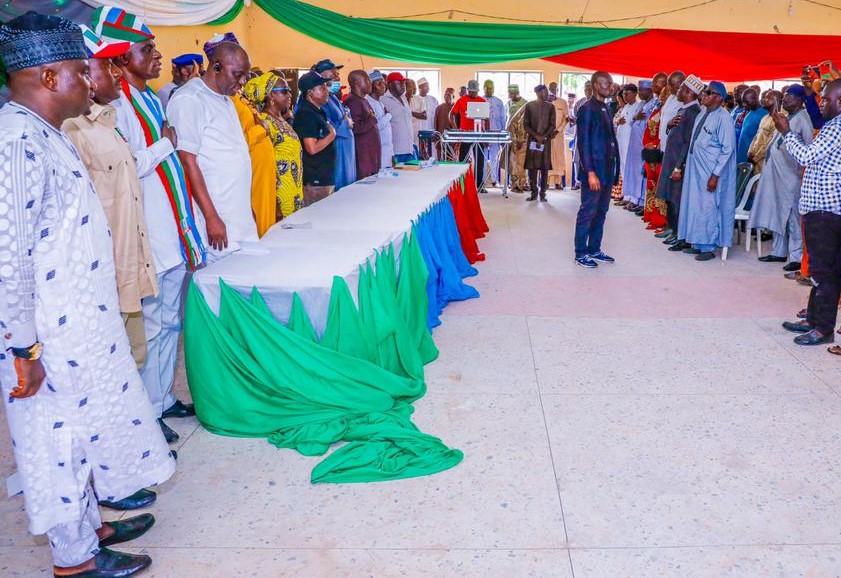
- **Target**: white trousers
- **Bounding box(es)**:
[47,443,102,568]
[139,264,187,416]
[771,206,803,262]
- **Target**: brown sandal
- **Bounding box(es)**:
[828,345,841,356]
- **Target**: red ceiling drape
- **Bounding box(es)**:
[543,29,841,81]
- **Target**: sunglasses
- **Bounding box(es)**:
[271,87,291,94]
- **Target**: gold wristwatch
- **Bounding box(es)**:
[11,342,43,361]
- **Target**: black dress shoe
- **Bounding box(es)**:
[539,195,548,202]
[682,247,701,255]
[54,547,151,578]
[158,418,179,444]
[99,489,156,511]
[794,329,835,346]
[758,255,787,262]
[99,514,155,548]
[668,241,690,251]
[161,399,195,419]
[782,320,814,333]
[525,194,537,202]
[634,209,645,216]
[782,261,802,272]
[695,251,716,261]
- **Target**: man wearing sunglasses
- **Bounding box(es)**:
[677,81,737,262]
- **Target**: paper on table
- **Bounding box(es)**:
[281,221,313,229]
[238,241,272,254]
[6,471,22,498]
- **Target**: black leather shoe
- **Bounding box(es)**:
[695,251,716,261]
[99,489,156,511]
[158,419,179,444]
[758,255,786,262]
[634,209,645,216]
[99,514,155,548]
[539,195,548,202]
[782,261,802,272]
[668,241,691,252]
[161,399,195,419]
[682,247,701,255]
[794,329,834,346]
[54,547,151,578]
[782,320,814,333]
[525,195,537,202]
[663,235,677,244]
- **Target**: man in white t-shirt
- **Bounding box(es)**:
[167,41,258,263]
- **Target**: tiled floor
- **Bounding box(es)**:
[4,188,841,577]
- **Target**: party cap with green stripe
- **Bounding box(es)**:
[91,5,154,45]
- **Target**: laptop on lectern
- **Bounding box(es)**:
[466,101,490,120]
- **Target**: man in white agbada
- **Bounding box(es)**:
[0,12,174,577]
[483,79,507,185]
[748,85,814,267]
[418,77,439,158]
[366,70,394,169]
[658,70,686,148]
[96,5,203,445]
[621,81,653,207]
[678,80,738,261]
[168,40,258,263]
[615,83,639,201]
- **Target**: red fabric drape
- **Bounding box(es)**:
[462,165,490,238]
[543,29,841,81]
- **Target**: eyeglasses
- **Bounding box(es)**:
[271,87,291,94]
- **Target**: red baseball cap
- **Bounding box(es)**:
[386,72,406,83]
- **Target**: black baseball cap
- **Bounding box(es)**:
[299,71,332,93]
[313,59,343,73]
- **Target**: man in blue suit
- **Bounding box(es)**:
[574,71,621,268]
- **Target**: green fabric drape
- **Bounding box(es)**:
[252,0,644,64]
[208,0,245,25]
[184,233,461,483]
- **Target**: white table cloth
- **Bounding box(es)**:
[192,164,469,335]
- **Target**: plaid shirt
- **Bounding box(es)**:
[786,114,841,215]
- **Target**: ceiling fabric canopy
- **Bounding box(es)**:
[544,29,841,81]
[251,0,643,65]
[80,0,241,26]
[9,0,841,80]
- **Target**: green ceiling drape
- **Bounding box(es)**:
[208,0,245,26]
[252,0,644,64]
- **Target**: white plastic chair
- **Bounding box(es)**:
[723,173,761,261]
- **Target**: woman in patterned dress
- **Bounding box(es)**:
[642,88,669,230]
[244,72,304,220]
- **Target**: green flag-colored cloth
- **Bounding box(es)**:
[253,0,643,64]
[183,232,462,483]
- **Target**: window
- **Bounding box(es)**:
[476,71,543,98]
[560,71,626,98]
[380,68,442,101]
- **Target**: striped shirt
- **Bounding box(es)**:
[785,114,841,215]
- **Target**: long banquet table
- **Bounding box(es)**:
[184,162,488,485]
[192,163,473,334]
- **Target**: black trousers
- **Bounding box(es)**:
[666,191,682,235]
[528,169,548,195]
[803,211,841,335]
[459,143,485,190]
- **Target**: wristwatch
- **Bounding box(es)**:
[11,342,43,360]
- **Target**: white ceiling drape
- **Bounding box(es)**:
[80,0,242,26]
